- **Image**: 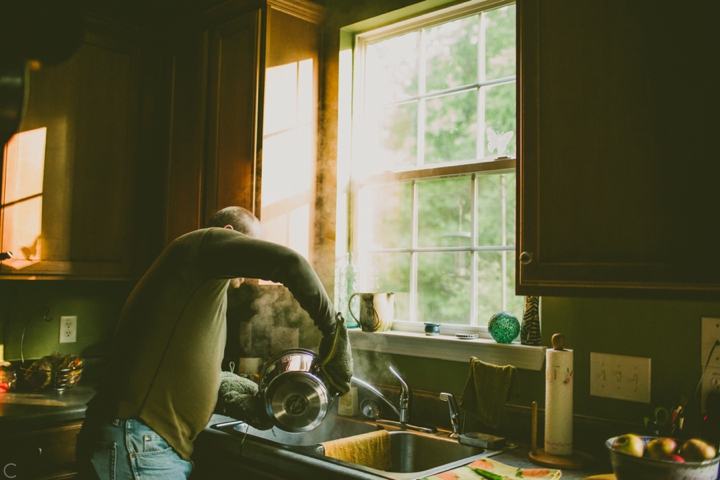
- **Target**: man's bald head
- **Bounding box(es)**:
[207,206,266,240]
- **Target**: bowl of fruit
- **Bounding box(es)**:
[606,434,719,480]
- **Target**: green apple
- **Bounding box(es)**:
[645,437,677,460]
[611,434,645,457]
[679,438,717,462]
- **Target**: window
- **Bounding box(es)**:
[339,1,520,332]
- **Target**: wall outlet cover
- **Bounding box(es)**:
[59,316,77,343]
[701,317,720,367]
[590,352,651,403]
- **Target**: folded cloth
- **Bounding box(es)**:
[424,457,561,480]
[214,371,273,430]
[319,313,353,396]
[321,429,392,471]
[459,357,517,429]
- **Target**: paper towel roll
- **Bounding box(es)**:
[544,348,574,455]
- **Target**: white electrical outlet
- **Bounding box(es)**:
[701,318,720,367]
[590,352,652,403]
[59,316,77,343]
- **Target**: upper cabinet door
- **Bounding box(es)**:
[517,1,720,299]
[0,17,142,279]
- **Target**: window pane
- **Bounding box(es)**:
[425,90,478,164]
[476,251,504,325]
[483,82,516,158]
[418,252,471,324]
[361,252,410,321]
[366,32,419,104]
[418,177,472,248]
[476,174,502,246]
[483,4,516,81]
[378,102,418,169]
[425,15,478,93]
[357,182,412,249]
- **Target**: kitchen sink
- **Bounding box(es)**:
[211,415,510,479]
[319,430,492,479]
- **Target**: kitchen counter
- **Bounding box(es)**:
[196,414,612,480]
[0,388,613,479]
[0,385,93,432]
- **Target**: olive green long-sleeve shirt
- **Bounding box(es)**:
[86,227,336,460]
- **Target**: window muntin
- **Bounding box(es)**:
[348,1,519,329]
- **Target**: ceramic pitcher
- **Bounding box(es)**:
[348,292,394,332]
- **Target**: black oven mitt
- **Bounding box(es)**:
[319,313,353,396]
[214,371,273,430]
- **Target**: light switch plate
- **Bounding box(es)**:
[590,352,651,403]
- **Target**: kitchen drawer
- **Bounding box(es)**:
[0,420,82,479]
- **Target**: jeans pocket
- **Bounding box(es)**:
[132,448,193,480]
[141,432,170,454]
[89,441,116,480]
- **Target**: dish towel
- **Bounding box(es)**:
[321,429,392,471]
[460,357,517,429]
[424,457,561,480]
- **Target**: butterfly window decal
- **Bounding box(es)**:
[487,127,514,157]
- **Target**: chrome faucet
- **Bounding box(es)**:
[389,366,410,423]
[351,367,436,434]
[440,392,461,438]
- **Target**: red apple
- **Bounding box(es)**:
[611,434,645,457]
[679,438,717,462]
[670,455,685,463]
[645,437,677,460]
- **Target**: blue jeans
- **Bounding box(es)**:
[77,418,193,480]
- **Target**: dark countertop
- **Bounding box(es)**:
[0,388,612,479]
[0,385,93,432]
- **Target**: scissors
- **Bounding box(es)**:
[644,407,669,435]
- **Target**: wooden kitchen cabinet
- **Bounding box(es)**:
[517,1,720,299]
[0,16,157,280]
[0,420,82,479]
[163,0,324,254]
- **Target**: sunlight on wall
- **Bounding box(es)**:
[2,127,46,269]
[260,59,314,260]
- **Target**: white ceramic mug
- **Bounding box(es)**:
[348,292,394,332]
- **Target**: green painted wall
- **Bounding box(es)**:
[353,296,715,429]
[0,281,133,362]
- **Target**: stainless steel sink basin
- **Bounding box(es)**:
[320,430,491,479]
[212,414,510,479]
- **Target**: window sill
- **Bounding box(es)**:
[348,329,546,371]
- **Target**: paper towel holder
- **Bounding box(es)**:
[528,400,592,469]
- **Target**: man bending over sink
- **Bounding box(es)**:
[76,206,353,480]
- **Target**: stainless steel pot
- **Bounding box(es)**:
[258,348,333,432]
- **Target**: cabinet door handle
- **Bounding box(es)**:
[519,252,533,265]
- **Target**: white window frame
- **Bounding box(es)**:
[340,0,545,369]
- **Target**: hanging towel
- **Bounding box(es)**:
[460,357,517,429]
[321,429,392,470]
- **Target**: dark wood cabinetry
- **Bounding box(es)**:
[517,1,720,299]
[163,0,324,249]
[0,16,163,280]
[0,420,82,479]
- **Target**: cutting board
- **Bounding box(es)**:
[583,475,616,480]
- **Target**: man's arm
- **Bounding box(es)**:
[199,227,336,336]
